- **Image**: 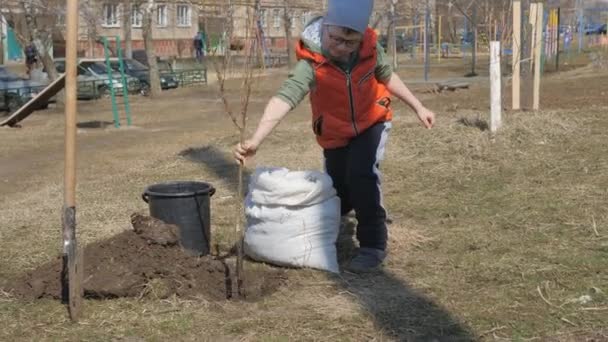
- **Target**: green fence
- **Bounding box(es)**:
[172,68,207,87]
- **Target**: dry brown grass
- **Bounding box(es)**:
[1,54,607,341]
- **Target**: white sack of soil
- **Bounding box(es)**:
[243,167,340,273]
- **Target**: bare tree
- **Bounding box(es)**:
[80,0,100,57]
[282,0,295,68]
[123,0,133,59]
[22,2,60,80]
[142,0,162,97]
[3,0,60,80]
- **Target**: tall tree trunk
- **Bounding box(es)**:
[283,1,294,68]
[387,1,397,67]
[143,0,161,97]
[372,14,383,29]
[124,0,133,59]
[82,0,97,57]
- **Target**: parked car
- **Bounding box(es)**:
[585,23,607,35]
[107,58,179,95]
[0,66,49,116]
[52,58,141,99]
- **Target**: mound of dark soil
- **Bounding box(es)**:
[5,214,285,301]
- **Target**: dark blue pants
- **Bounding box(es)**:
[324,122,392,251]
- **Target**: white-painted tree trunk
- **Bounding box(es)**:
[490,41,502,133]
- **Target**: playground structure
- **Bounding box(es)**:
[0,74,65,127]
[0,37,133,128]
[99,36,132,128]
[380,1,608,83]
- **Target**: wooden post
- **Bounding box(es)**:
[438,15,442,62]
[521,3,536,110]
[533,2,543,111]
[512,0,521,110]
[64,0,83,322]
[490,41,502,132]
[471,6,478,76]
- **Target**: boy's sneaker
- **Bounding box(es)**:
[346,247,386,273]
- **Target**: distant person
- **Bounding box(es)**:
[193,31,206,63]
[564,27,573,52]
[24,42,38,77]
[441,42,449,58]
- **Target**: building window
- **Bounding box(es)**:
[131,4,142,28]
[273,9,281,28]
[176,5,191,27]
[157,4,168,27]
[102,3,120,27]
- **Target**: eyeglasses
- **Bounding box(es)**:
[327,33,361,49]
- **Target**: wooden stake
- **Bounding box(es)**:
[64,0,82,322]
[512,0,521,110]
[438,15,442,62]
[490,41,502,132]
[556,8,561,71]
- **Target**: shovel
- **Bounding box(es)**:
[62,0,83,322]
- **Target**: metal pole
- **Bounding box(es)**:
[463,15,468,60]
[471,6,477,76]
[556,8,561,71]
[412,13,418,58]
[424,0,430,81]
[578,0,584,53]
[102,37,120,127]
[115,36,132,126]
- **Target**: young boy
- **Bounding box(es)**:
[234,0,436,272]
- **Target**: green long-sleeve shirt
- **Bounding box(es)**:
[275,17,393,109]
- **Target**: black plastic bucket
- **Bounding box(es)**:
[142,181,215,256]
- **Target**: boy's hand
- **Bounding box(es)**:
[234,140,259,164]
[416,106,436,129]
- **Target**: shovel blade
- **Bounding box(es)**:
[67,242,83,321]
[63,206,83,321]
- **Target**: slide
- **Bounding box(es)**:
[1,74,66,127]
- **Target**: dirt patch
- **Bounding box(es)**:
[4,214,286,301]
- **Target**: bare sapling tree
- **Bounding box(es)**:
[80,0,99,57]
[142,0,162,97]
[282,0,295,68]
[211,2,260,298]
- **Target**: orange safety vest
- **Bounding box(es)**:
[295,28,393,149]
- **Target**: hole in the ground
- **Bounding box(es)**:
[77,120,114,129]
[457,117,489,131]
